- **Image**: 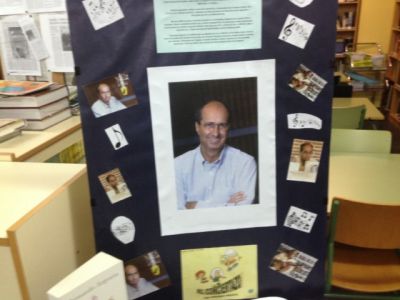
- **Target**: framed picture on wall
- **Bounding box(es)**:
[147,59,276,236]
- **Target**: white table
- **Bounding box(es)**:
[328,152,400,212]
[332,97,385,121]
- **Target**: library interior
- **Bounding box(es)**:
[1,1,400,300]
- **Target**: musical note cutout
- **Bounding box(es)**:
[110,216,135,244]
[278,14,315,49]
[105,124,129,150]
[283,206,317,233]
[287,113,322,130]
[82,0,124,30]
[289,0,314,8]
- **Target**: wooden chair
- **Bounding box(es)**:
[330,129,392,153]
[332,105,366,129]
[325,197,400,299]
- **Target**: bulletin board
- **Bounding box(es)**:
[67,0,337,299]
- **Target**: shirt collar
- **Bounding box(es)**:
[197,146,226,166]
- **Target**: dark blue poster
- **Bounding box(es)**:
[67,0,337,299]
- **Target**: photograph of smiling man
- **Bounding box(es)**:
[174,98,257,210]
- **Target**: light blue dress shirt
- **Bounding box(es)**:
[174,145,257,209]
[91,96,126,118]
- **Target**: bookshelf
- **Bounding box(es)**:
[335,0,362,70]
[387,0,400,127]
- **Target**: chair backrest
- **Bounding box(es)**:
[331,105,366,129]
[330,197,400,249]
[330,129,392,153]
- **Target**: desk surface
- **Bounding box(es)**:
[332,97,385,121]
[328,152,400,212]
[0,162,86,239]
[0,116,81,162]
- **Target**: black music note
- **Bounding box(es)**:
[283,18,297,40]
[112,126,123,148]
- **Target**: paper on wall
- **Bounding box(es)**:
[18,16,49,60]
[25,0,66,13]
[39,13,74,72]
[283,206,317,233]
[289,0,314,8]
[82,0,125,31]
[278,14,315,49]
[110,216,135,244]
[105,124,129,150]
[287,113,322,130]
[0,17,41,76]
[0,0,26,15]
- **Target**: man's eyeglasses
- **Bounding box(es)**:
[202,122,229,130]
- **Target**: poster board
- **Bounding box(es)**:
[67,0,337,299]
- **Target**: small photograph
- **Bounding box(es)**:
[105,124,129,150]
[288,64,327,102]
[83,72,139,118]
[287,139,323,183]
[124,250,171,300]
[283,206,317,233]
[181,245,258,300]
[269,243,318,283]
[98,168,132,204]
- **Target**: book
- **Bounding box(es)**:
[0,97,69,120]
[0,84,68,108]
[0,118,26,143]
[47,252,128,300]
[0,79,53,96]
[25,108,72,130]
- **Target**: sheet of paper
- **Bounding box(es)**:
[82,0,125,30]
[284,206,317,233]
[110,216,135,244]
[39,13,74,72]
[289,0,314,8]
[269,243,317,283]
[105,124,129,150]
[288,64,327,102]
[278,14,315,49]
[181,245,258,300]
[0,0,26,15]
[287,113,322,130]
[0,17,41,76]
[25,0,66,13]
[153,0,262,53]
[18,16,49,60]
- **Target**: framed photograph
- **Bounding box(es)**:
[148,59,276,236]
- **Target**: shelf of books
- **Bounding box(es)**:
[387,1,400,128]
[0,80,84,162]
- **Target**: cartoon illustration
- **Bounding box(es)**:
[195,270,209,283]
[220,248,241,271]
[210,268,225,283]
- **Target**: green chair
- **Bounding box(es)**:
[332,105,366,129]
[330,129,392,153]
[325,197,400,300]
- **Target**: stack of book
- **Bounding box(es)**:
[0,83,72,130]
[0,118,26,143]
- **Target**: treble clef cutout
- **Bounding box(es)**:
[283,18,297,39]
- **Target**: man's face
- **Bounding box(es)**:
[300,144,313,162]
[125,265,140,287]
[195,102,229,154]
[98,84,112,103]
[107,175,118,188]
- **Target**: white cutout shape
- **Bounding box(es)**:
[284,206,317,233]
[289,0,314,8]
[82,0,124,30]
[105,124,129,150]
[110,216,135,244]
[287,113,322,130]
[278,14,315,49]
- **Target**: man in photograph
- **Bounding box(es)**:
[174,100,257,209]
[287,141,319,182]
[125,264,159,299]
[91,83,126,118]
